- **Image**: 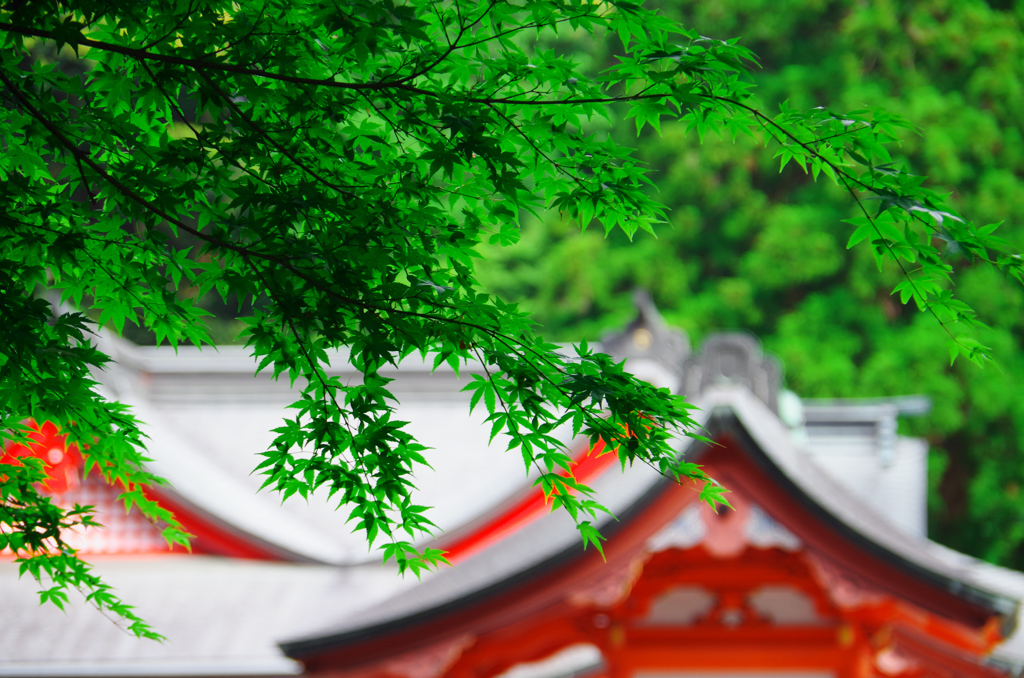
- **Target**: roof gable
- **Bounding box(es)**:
[282,388,1015,678]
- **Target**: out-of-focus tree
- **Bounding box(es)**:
[477,0,1024,566]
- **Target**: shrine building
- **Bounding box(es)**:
[3,302,1024,678]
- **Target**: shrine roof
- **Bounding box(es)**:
[7,301,1024,675]
[280,385,1023,665]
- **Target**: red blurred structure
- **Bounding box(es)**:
[2,420,83,495]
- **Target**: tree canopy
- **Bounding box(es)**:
[1,0,1019,637]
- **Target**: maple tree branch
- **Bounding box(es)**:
[0,22,675,107]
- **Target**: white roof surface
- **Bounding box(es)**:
[0,556,414,677]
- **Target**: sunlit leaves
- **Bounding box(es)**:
[751,100,1008,364]
[3,0,1020,632]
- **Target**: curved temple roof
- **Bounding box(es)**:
[279,386,1019,665]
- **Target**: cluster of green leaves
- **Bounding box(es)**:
[3,0,1020,633]
[0,289,187,639]
[0,0,738,628]
[475,0,1024,566]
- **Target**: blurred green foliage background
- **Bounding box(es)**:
[475,0,1024,567]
